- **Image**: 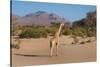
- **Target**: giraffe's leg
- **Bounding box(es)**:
[56,40,59,56]
[56,44,59,56]
[50,47,53,57]
[56,38,60,56]
[50,42,54,57]
[50,45,55,57]
[56,43,57,56]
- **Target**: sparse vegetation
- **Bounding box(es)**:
[63,28,72,35]
[72,27,87,37]
[72,11,96,37]
[11,11,96,38]
[19,27,48,38]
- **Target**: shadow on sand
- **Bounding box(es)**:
[14,53,50,57]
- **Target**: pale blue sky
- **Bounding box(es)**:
[11,0,96,22]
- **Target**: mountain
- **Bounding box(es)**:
[72,11,96,28]
[12,11,67,26]
[11,14,20,22]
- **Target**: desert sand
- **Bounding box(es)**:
[11,35,96,67]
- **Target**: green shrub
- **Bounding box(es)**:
[51,22,60,28]
[72,27,87,37]
[45,27,57,36]
[19,28,48,38]
[38,28,48,38]
[63,28,72,35]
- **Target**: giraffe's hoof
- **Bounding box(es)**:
[56,54,58,56]
[50,55,53,57]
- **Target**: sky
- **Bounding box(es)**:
[11,0,96,22]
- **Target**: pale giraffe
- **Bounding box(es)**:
[50,23,64,56]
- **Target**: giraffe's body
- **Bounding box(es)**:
[50,23,64,56]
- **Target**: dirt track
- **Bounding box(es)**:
[11,36,96,67]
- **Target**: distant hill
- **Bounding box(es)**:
[11,11,68,26]
[11,14,20,22]
[72,11,96,28]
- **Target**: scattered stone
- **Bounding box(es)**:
[86,40,91,43]
[80,41,85,44]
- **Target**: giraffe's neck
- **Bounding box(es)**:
[55,24,63,37]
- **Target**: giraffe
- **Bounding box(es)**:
[50,23,64,56]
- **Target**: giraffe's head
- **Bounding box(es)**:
[60,23,64,27]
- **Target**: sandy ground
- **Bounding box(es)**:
[11,35,96,67]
